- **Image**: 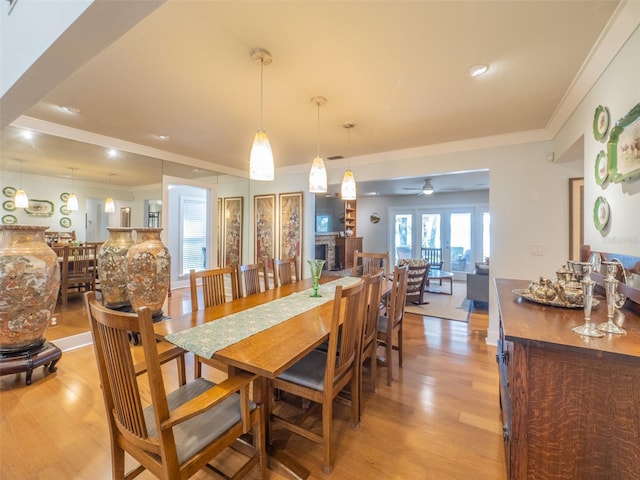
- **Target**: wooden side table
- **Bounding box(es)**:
[0,342,62,385]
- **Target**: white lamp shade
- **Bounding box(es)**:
[308,157,327,193]
[14,189,29,208]
[341,169,357,200]
[104,197,115,213]
[67,193,79,211]
[250,129,274,181]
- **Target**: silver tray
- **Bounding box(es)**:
[512,289,600,309]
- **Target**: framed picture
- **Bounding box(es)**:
[569,177,584,261]
[216,197,222,267]
[223,197,243,266]
[279,192,303,260]
[254,194,275,262]
[607,103,640,183]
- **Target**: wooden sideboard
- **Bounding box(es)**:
[496,278,640,480]
[335,236,362,270]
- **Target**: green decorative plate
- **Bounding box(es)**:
[2,186,16,198]
[60,192,70,202]
[60,217,72,228]
[1,214,17,225]
[594,150,608,186]
[3,200,16,211]
[593,196,610,231]
[607,103,640,183]
[593,105,610,141]
[60,204,71,215]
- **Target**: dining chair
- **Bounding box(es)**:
[59,244,97,307]
[275,257,299,286]
[84,291,266,480]
[377,264,409,386]
[353,250,390,279]
[190,267,240,378]
[359,271,384,416]
[237,262,268,297]
[268,279,366,473]
[262,257,279,289]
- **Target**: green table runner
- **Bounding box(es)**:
[166,276,360,359]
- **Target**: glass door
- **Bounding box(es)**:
[391,211,414,266]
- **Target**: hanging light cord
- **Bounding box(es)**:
[316,102,321,158]
[259,57,264,128]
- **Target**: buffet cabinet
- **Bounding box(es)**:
[496,278,640,480]
[335,236,362,270]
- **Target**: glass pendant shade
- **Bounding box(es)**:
[341,169,357,200]
[67,193,79,211]
[250,129,274,181]
[14,189,29,208]
[309,156,327,193]
[104,197,115,213]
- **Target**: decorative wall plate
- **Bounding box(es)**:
[60,217,72,228]
[593,196,610,231]
[370,212,381,224]
[594,150,608,185]
[607,103,640,183]
[1,214,17,225]
[25,199,54,217]
[593,104,610,141]
[2,186,16,198]
[3,200,16,211]
[60,204,71,215]
[60,192,70,202]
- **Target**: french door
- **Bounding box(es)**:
[391,206,489,281]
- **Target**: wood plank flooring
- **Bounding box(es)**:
[0,289,506,480]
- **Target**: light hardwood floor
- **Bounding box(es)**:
[0,289,506,480]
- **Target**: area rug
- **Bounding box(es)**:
[404,281,471,322]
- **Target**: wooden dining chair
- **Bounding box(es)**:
[189,266,239,312]
[353,250,390,279]
[268,279,366,473]
[84,291,266,480]
[275,257,299,286]
[262,257,278,289]
[377,264,409,386]
[359,271,384,416]
[190,267,240,378]
[237,262,268,297]
[59,244,97,306]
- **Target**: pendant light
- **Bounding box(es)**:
[14,159,29,208]
[341,123,357,200]
[67,167,79,211]
[249,48,274,181]
[104,173,115,213]
[308,96,328,193]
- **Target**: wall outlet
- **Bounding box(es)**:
[530,244,544,256]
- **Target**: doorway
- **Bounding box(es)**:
[391,206,489,281]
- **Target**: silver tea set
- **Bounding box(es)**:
[528,260,626,337]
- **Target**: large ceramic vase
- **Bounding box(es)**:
[98,227,134,309]
[0,225,60,353]
[126,228,170,317]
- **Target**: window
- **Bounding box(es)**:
[181,196,207,275]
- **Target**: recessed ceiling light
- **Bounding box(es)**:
[107,148,119,158]
[466,64,489,78]
[59,105,80,114]
[156,134,170,141]
[20,130,33,140]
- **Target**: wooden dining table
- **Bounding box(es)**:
[154,275,391,479]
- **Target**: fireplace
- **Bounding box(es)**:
[314,244,328,270]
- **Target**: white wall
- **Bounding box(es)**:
[554,25,640,257]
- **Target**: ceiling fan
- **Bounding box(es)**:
[403,178,435,195]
